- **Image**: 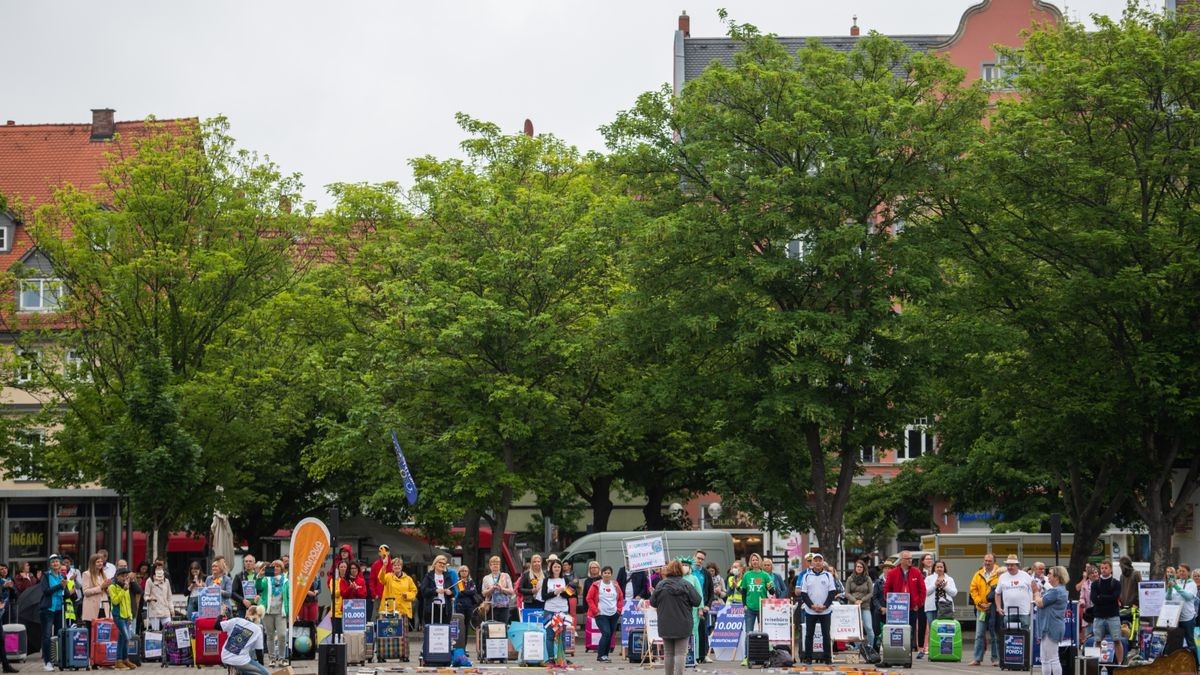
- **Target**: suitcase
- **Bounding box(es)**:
[929,618,963,662]
[162,620,195,666]
[3,623,27,662]
[747,632,771,666]
[374,614,407,662]
[449,612,467,650]
[477,620,508,663]
[56,625,91,671]
[880,623,913,668]
[420,603,453,667]
[508,621,547,666]
[1001,608,1031,671]
[126,633,142,665]
[344,630,369,664]
[194,617,227,666]
[143,630,164,663]
[91,618,119,668]
[627,631,645,664]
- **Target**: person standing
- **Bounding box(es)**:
[1165,564,1196,647]
[969,553,1000,666]
[107,567,137,670]
[1117,556,1141,619]
[205,560,234,618]
[845,560,876,651]
[144,563,173,631]
[1090,560,1122,646]
[0,564,16,673]
[884,551,927,657]
[420,556,456,624]
[923,560,957,659]
[1033,567,1069,675]
[872,560,893,651]
[651,561,701,675]
[377,556,417,630]
[255,560,289,667]
[691,551,714,662]
[518,555,546,611]
[231,555,258,619]
[38,555,67,673]
[799,553,836,665]
[995,554,1034,631]
[368,545,390,619]
[739,554,774,641]
[586,566,623,663]
[480,556,515,624]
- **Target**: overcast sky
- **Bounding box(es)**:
[5,0,1141,209]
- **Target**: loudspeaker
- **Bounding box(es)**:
[1050,514,1062,552]
[318,642,347,675]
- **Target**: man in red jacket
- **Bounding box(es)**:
[369,545,390,618]
[883,551,927,657]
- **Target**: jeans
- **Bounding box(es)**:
[40,609,62,665]
[1092,616,1120,643]
[115,617,131,661]
[974,613,998,663]
[233,659,271,675]
[1040,636,1062,675]
[1178,619,1196,650]
[744,608,760,635]
[860,608,875,648]
[804,612,832,664]
[594,613,618,659]
[663,637,689,675]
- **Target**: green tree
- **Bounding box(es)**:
[5,117,315,557]
[604,24,986,564]
[922,5,1200,576]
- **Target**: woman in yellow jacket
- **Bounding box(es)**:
[377,557,417,620]
[107,568,137,670]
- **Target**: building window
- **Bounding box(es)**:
[65,350,90,381]
[8,429,46,482]
[15,349,41,384]
[981,54,1014,88]
[786,234,808,260]
[861,445,877,464]
[18,278,63,312]
[898,417,934,461]
[0,224,9,252]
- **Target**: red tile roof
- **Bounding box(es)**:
[0,117,196,210]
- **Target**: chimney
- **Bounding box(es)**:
[5,121,14,126]
[523,119,534,137]
[850,15,860,37]
[90,108,116,141]
[678,10,690,38]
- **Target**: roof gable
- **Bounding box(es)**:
[683,34,953,83]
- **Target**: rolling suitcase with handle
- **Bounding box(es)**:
[1001,607,1031,672]
[55,624,91,671]
[90,617,119,668]
[420,602,453,667]
[162,620,194,666]
[374,602,407,663]
[929,618,963,662]
[747,632,772,666]
[476,606,507,663]
[880,623,913,668]
[3,624,26,662]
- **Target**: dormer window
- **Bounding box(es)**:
[0,211,15,253]
[19,278,62,312]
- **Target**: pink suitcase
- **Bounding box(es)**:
[584,616,618,652]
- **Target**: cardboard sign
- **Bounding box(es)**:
[886,593,910,625]
[202,632,220,656]
[426,624,450,653]
[1004,631,1027,666]
[143,632,163,659]
[199,586,223,618]
[1157,602,1182,628]
[174,626,190,646]
[1139,581,1165,617]
[645,606,661,643]
[95,621,114,642]
[342,599,367,632]
[620,600,644,646]
[486,637,508,659]
[242,580,257,600]
[760,598,791,642]
[625,536,667,573]
[522,630,545,662]
[831,603,863,641]
[710,603,745,650]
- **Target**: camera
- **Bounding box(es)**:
[263,566,275,577]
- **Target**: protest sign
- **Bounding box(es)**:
[1138,581,1165,617]
[624,536,668,573]
[886,593,910,625]
[831,603,863,641]
[761,598,791,642]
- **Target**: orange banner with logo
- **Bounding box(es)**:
[288,517,331,623]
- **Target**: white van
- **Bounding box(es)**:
[559,531,735,576]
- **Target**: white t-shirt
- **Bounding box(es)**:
[433,573,446,604]
[997,570,1034,615]
[800,570,837,616]
[544,578,569,614]
[596,581,619,616]
[219,618,264,667]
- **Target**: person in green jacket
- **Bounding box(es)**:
[680,558,704,662]
[255,560,290,666]
[108,568,137,670]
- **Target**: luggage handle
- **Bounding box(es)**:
[1006,606,1022,629]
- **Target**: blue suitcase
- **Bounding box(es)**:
[56,625,90,671]
[420,604,452,667]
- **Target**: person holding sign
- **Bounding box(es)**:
[799,552,837,665]
[221,605,267,675]
[255,560,289,667]
[1032,567,1069,675]
[651,561,701,675]
[206,560,234,618]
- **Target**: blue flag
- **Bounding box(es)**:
[390,430,419,505]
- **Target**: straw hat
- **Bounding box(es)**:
[1004,554,1020,565]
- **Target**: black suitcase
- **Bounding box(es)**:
[747,632,772,666]
[627,631,645,663]
[1000,608,1032,671]
[420,602,453,667]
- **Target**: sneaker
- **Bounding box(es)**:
[43,663,56,672]
[741,658,749,666]
[598,656,611,663]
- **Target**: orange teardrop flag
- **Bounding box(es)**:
[288,517,331,623]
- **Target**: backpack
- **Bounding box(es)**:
[767,647,795,668]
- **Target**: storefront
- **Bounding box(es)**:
[1,483,122,571]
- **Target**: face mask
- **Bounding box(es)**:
[155,570,164,580]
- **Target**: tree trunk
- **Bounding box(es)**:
[587,475,614,533]
[1130,433,1200,577]
[643,483,667,531]
[806,422,858,570]
[1061,460,1129,596]
[462,508,480,573]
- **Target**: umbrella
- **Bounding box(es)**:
[210,511,236,570]
[17,582,44,624]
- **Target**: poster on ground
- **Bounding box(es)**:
[760,598,791,643]
[620,600,644,646]
[830,603,863,641]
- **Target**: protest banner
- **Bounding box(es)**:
[342,599,367,632]
[620,600,644,646]
[886,593,910,625]
[761,598,792,643]
[199,586,223,619]
[624,536,668,573]
[830,603,863,641]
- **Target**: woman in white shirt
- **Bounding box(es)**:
[540,559,573,616]
[922,560,958,659]
[586,566,624,662]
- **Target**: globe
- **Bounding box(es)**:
[294,635,313,654]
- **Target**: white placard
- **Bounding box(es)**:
[1156,602,1182,628]
[174,627,190,646]
[486,637,508,659]
[426,624,450,653]
[1139,581,1165,617]
[625,536,668,573]
[802,623,825,652]
[761,598,791,642]
[644,606,661,643]
[522,630,545,662]
[831,603,863,641]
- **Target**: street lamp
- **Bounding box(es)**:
[703,502,722,529]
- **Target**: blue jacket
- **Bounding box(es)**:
[1037,586,1068,641]
[38,571,65,612]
